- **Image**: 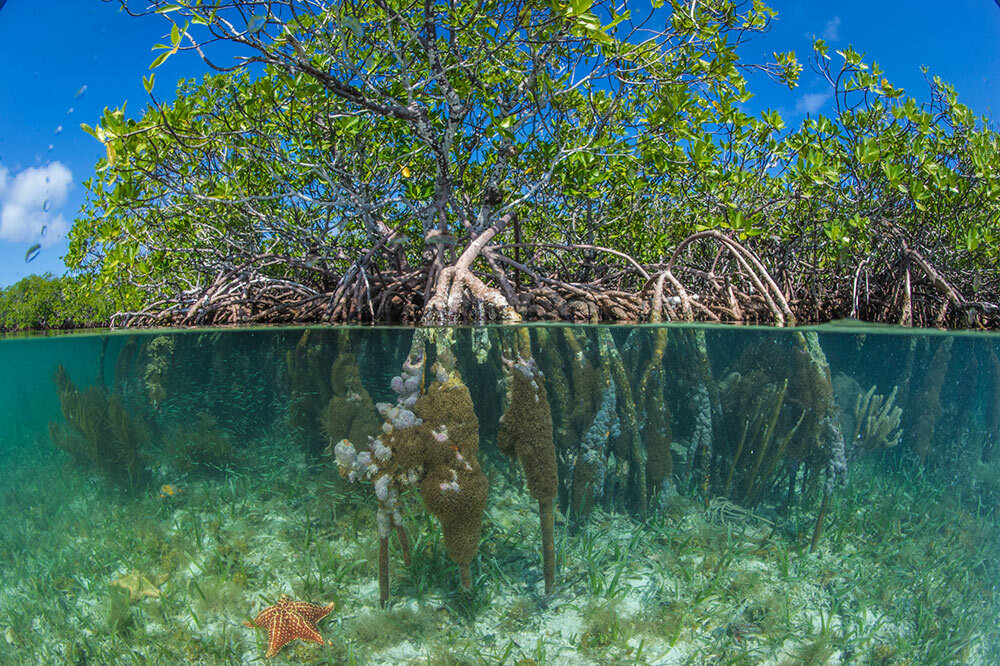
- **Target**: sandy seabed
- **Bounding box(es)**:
[0,429,998,665]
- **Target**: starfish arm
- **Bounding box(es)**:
[265,630,292,659]
[286,612,326,645]
[252,605,278,628]
[248,598,335,658]
[264,612,325,658]
[289,601,335,624]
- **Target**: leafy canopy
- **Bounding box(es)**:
[68,0,999,319]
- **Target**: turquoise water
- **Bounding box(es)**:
[0,324,997,664]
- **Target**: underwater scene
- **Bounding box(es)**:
[0,324,998,665]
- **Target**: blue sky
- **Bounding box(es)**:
[0,1,998,288]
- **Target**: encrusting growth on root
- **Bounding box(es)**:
[415,339,489,591]
[331,329,489,605]
[622,325,674,510]
[498,329,559,593]
[330,336,427,607]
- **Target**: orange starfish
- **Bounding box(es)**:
[244,595,335,658]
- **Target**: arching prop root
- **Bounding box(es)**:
[111,218,999,329]
[646,230,795,326]
[423,215,521,325]
[895,240,1000,328]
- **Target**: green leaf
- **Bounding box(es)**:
[150,52,171,70]
[966,229,980,252]
[857,137,878,164]
[881,162,903,188]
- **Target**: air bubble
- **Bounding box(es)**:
[54,125,63,135]
[43,200,51,212]
[41,225,47,237]
[25,244,41,263]
[75,85,88,99]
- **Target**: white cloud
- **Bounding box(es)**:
[822,16,841,41]
[795,91,832,116]
[0,162,73,247]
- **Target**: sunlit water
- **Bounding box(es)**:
[0,324,997,664]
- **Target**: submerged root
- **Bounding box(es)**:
[498,331,559,592]
[539,499,555,593]
[597,328,647,514]
[379,536,390,608]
